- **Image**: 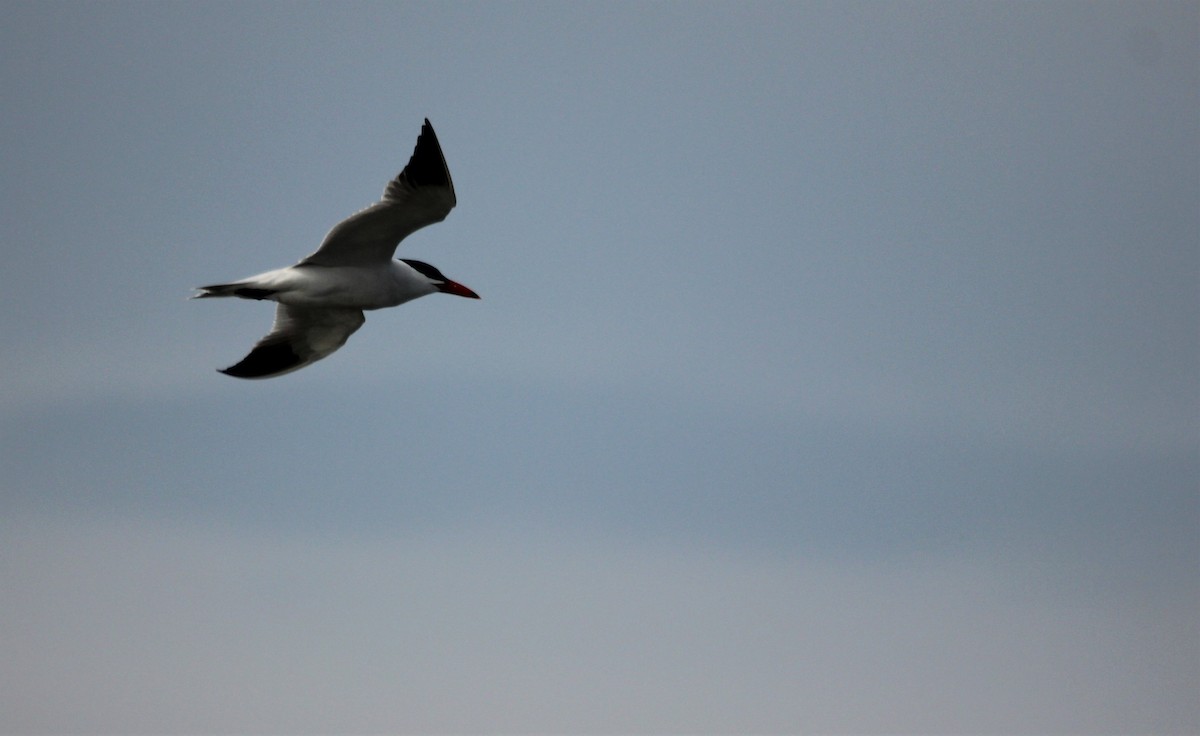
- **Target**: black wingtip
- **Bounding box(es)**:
[402,119,452,190]
[218,342,304,379]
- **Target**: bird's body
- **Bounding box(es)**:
[199,261,437,311]
[196,119,478,379]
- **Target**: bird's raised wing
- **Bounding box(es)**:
[219,304,366,379]
[299,119,457,268]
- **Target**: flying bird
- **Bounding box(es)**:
[196,119,478,379]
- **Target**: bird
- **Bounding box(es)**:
[195,119,478,379]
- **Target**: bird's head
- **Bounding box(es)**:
[401,258,480,299]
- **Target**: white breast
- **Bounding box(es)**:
[266,262,436,310]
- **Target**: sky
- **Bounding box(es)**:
[1,1,1197,733]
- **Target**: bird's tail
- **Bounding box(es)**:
[193,283,277,300]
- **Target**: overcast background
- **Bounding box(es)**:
[2,2,1197,733]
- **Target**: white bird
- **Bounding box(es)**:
[196,119,479,379]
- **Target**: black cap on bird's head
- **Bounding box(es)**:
[401,258,480,299]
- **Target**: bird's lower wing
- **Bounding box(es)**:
[219,305,366,379]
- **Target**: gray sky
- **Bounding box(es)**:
[2,1,1197,733]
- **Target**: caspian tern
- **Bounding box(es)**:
[196,119,478,379]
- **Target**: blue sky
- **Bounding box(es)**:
[2,1,1197,732]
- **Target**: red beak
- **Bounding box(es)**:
[438,280,480,299]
